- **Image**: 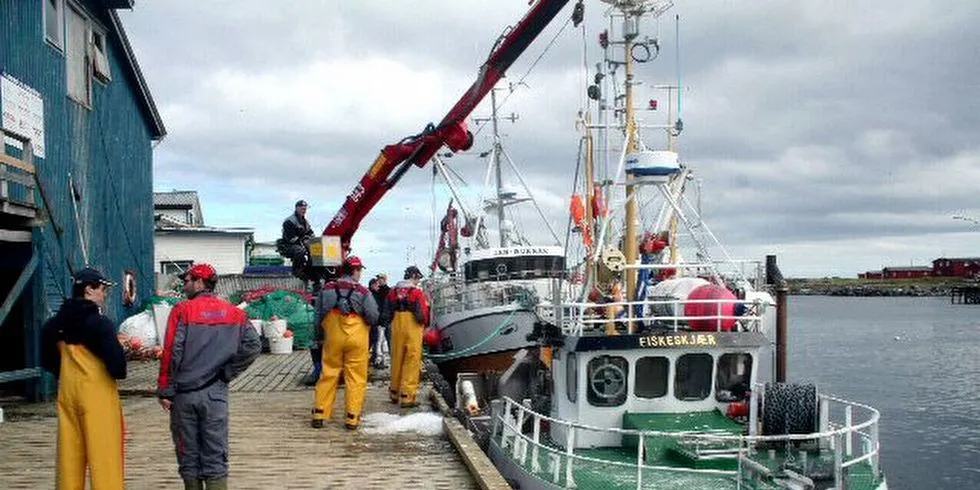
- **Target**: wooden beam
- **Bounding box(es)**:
[0,154,35,174]
[0,367,42,384]
[1,202,37,219]
[0,229,32,242]
[0,250,38,330]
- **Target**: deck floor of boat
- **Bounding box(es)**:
[494,438,883,490]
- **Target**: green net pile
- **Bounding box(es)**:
[243,290,315,349]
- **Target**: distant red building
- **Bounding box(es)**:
[858,271,884,279]
[881,267,933,279]
[932,257,980,278]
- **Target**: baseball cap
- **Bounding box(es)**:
[178,263,218,282]
[74,267,115,287]
[295,200,308,208]
[345,256,365,270]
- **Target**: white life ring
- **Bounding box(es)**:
[123,270,137,306]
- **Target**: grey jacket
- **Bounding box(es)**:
[157,293,261,398]
[314,276,379,341]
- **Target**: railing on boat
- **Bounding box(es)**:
[551,261,774,335]
[556,297,768,335]
[428,261,775,335]
[429,274,546,316]
[491,394,882,490]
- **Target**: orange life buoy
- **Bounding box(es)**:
[122,270,137,307]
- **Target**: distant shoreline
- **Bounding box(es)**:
[785,278,976,297]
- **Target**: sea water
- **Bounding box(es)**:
[785,295,980,489]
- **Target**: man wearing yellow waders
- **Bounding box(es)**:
[40,267,127,490]
[311,256,379,430]
[384,265,430,407]
[158,263,261,490]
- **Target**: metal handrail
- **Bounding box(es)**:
[492,395,882,489]
[556,296,769,335]
[429,278,542,315]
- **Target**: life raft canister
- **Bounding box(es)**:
[684,284,738,332]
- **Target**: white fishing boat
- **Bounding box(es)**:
[445,2,888,489]
[426,87,567,384]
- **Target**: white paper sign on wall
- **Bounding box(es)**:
[1,73,46,159]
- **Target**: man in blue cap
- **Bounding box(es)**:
[278,200,314,278]
[40,267,127,490]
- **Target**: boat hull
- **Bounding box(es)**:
[431,305,539,381]
[490,440,889,490]
[489,439,562,490]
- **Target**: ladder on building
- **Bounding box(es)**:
[0,129,43,397]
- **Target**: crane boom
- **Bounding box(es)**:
[322,0,572,252]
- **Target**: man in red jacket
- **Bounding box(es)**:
[384,265,430,408]
[158,264,261,490]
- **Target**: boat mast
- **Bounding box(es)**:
[476,88,519,248]
[584,111,596,280]
[492,89,506,247]
[623,12,641,304]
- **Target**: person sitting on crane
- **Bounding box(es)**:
[277,200,314,278]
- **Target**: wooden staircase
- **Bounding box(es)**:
[0,129,42,396]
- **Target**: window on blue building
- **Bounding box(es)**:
[44,0,64,50]
[66,4,90,106]
[92,28,111,82]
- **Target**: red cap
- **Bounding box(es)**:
[180,263,217,281]
[345,256,365,270]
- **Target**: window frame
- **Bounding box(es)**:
[674,353,714,401]
[634,356,670,399]
[90,25,111,83]
[586,355,629,407]
[161,260,193,276]
[44,0,66,51]
[65,2,92,108]
[566,352,577,403]
[715,353,753,402]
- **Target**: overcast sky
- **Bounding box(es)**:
[118,0,980,279]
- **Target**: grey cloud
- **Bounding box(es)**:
[121,0,980,277]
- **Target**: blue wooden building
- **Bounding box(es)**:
[0,0,166,400]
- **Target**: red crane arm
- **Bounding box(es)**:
[323,0,571,251]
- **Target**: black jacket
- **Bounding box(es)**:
[373,284,391,326]
[40,298,127,380]
[281,212,313,245]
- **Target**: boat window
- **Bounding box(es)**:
[715,353,753,402]
[587,355,628,407]
[566,352,577,403]
[634,356,669,399]
[674,353,713,401]
[463,255,566,282]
